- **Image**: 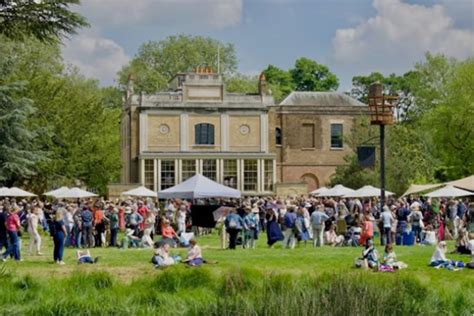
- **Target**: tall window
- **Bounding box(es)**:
[144,160,154,190]
[331,124,343,149]
[243,160,258,191]
[264,160,274,192]
[161,160,175,190]
[302,124,315,148]
[275,127,282,145]
[195,123,215,145]
[181,160,196,181]
[202,159,217,181]
[223,160,237,189]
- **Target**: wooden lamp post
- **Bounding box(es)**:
[368,82,397,207]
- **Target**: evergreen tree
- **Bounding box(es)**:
[0,0,88,43]
[0,82,47,185]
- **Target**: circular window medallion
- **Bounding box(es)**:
[239,124,250,135]
[159,124,170,134]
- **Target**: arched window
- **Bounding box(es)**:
[195,123,215,145]
[275,127,282,145]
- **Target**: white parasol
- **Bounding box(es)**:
[121,186,157,197]
[345,185,395,198]
[322,184,355,197]
[310,187,329,196]
[0,187,37,197]
[425,185,473,198]
[43,186,70,198]
[54,187,97,199]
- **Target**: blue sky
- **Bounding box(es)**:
[63,0,474,91]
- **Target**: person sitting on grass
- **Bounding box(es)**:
[183,239,203,267]
[380,244,407,271]
[325,224,345,247]
[76,249,99,264]
[430,241,465,271]
[161,219,178,248]
[452,228,471,255]
[467,238,474,269]
[152,242,180,268]
[362,239,379,270]
[348,220,362,247]
[420,225,437,245]
[121,228,141,248]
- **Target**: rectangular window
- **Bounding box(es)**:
[223,160,238,189]
[195,123,215,145]
[202,159,217,181]
[331,124,343,149]
[243,160,258,192]
[181,160,196,181]
[144,160,154,191]
[160,160,175,190]
[302,124,315,148]
[264,160,274,192]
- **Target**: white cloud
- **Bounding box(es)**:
[332,0,474,65]
[78,0,243,29]
[62,31,130,86]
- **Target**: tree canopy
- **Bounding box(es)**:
[0,36,121,193]
[118,34,238,93]
[332,54,473,194]
[0,0,88,43]
[263,58,339,102]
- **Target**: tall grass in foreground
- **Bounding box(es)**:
[0,266,472,315]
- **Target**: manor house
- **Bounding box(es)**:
[118,69,367,196]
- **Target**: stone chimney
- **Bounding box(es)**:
[126,73,134,100]
[258,72,268,95]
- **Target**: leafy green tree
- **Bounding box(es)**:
[0,37,120,193]
[0,82,47,185]
[408,53,457,119]
[225,74,258,94]
[118,35,238,93]
[0,0,88,43]
[262,65,294,102]
[420,58,474,179]
[290,57,339,92]
[330,117,436,195]
[351,71,418,121]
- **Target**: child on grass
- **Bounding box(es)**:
[77,250,99,264]
[380,244,407,271]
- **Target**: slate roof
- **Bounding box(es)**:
[279,91,366,107]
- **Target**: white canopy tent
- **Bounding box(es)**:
[43,186,70,198]
[122,186,157,197]
[446,175,474,192]
[310,186,329,196]
[321,184,355,197]
[158,174,241,199]
[345,185,395,198]
[402,183,444,197]
[0,187,36,197]
[0,187,9,195]
[425,185,473,198]
[54,187,97,199]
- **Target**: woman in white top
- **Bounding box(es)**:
[142,210,156,248]
[27,206,42,255]
[177,205,187,235]
[184,239,203,266]
[431,241,448,263]
[421,225,437,245]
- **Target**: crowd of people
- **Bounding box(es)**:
[220,195,474,270]
[0,194,473,270]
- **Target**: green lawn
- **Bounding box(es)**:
[1,233,473,315]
